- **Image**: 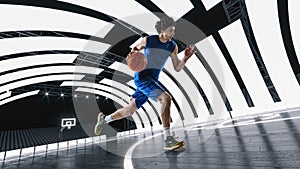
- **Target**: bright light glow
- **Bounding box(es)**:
[20,147,34,157]
[4,149,20,160]
[0,54,77,73]
[150,0,194,20]
[86,95,89,98]
[58,0,159,34]
[246,0,300,108]
[61,93,64,97]
[219,20,276,112]
[77,138,86,145]
[75,87,144,130]
[0,74,84,93]
[0,37,110,57]
[35,145,47,154]
[100,135,106,141]
[0,66,103,85]
[0,90,40,106]
[68,140,77,148]
[47,143,58,151]
[0,91,11,100]
[58,141,68,149]
[197,36,249,117]
[202,0,222,10]
[86,137,93,144]
[45,92,49,96]
[0,4,113,38]
[0,152,4,161]
[289,0,300,62]
[74,94,77,98]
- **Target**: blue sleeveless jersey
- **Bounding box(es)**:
[134,35,176,80]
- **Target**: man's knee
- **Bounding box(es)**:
[128,99,138,114]
[158,92,172,104]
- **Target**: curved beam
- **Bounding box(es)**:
[277,0,300,84]
[245,0,300,107]
[0,37,110,57]
[0,4,113,38]
[0,54,77,73]
[0,66,103,86]
[0,90,40,106]
[0,74,84,93]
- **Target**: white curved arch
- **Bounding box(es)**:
[0,54,77,73]
[164,55,207,126]
[75,87,144,131]
[0,91,11,100]
[150,0,194,19]
[58,0,159,34]
[289,0,300,63]
[196,36,250,118]
[0,37,110,57]
[0,66,103,85]
[244,0,300,109]
[0,74,84,93]
[202,0,222,10]
[0,4,114,38]
[220,20,278,112]
[100,78,134,97]
[0,90,40,106]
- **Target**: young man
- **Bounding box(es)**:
[94,16,195,150]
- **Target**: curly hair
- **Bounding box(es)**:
[155,16,176,33]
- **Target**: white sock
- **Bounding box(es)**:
[104,115,113,123]
[164,128,171,139]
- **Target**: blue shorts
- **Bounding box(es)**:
[131,70,165,109]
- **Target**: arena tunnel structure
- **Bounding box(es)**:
[0,0,300,168]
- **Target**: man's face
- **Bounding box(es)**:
[161,26,175,40]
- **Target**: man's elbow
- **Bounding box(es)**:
[174,67,181,72]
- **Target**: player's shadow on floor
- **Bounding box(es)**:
[164,148,185,169]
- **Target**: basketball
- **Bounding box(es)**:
[126,52,147,72]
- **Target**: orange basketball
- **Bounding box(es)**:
[126,52,147,72]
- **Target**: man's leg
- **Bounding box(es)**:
[157,92,183,150]
[108,98,138,122]
[157,92,172,128]
[157,92,172,139]
[94,99,138,135]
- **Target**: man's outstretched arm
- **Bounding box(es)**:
[170,44,195,72]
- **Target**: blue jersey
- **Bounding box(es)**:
[134,35,176,81]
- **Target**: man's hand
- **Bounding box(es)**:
[183,45,195,62]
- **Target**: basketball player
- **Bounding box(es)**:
[95,16,195,150]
